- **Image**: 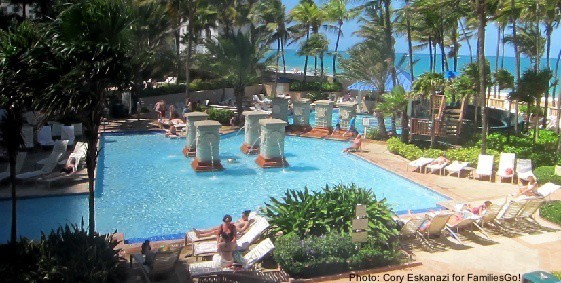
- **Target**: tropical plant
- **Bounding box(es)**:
[539,201,561,226]
[263,183,398,243]
[197,31,267,119]
[376,86,408,137]
[37,0,134,235]
[325,0,360,80]
[0,224,125,282]
[493,69,514,93]
[0,21,55,243]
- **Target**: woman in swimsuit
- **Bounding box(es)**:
[217,214,236,262]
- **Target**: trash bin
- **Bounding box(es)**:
[523,271,561,283]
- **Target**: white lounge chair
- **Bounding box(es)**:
[189,238,275,278]
[425,161,448,175]
[516,199,544,222]
[496,153,516,183]
[21,125,34,149]
[49,121,62,137]
[407,157,433,172]
[59,142,87,167]
[516,159,535,184]
[17,150,64,180]
[61,125,75,146]
[0,152,27,182]
[186,212,259,244]
[475,154,494,182]
[536,182,561,200]
[444,161,469,177]
[37,125,55,147]
[72,123,83,137]
[479,203,504,228]
[37,140,68,165]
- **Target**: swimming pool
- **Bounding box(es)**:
[0,133,445,243]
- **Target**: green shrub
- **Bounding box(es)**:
[208,108,234,125]
[290,81,342,92]
[273,232,398,278]
[348,247,400,271]
[365,128,384,140]
[539,201,561,225]
[188,78,231,91]
[482,131,558,167]
[552,271,561,280]
[0,224,125,282]
[534,166,561,185]
[306,91,329,102]
[263,184,398,243]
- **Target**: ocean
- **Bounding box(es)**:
[266,49,561,82]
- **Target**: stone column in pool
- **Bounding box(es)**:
[291,99,311,130]
[241,111,269,155]
[191,120,223,172]
[314,100,334,133]
[183,111,208,157]
[255,118,288,168]
[337,102,358,130]
[271,97,289,122]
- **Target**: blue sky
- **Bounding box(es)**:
[282,0,561,58]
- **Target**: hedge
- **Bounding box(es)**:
[534,166,561,185]
[289,81,342,92]
[539,201,561,226]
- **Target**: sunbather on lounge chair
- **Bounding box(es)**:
[517,175,538,197]
[193,210,253,238]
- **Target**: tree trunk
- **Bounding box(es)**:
[543,23,552,128]
[494,26,500,98]
[428,36,434,72]
[235,85,244,120]
[273,39,280,97]
[320,52,324,78]
[406,9,415,78]
[384,1,396,85]
[554,48,561,133]
[501,26,506,68]
[333,21,342,81]
[478,0,487,155]
[281,36,287,74]
[185,9,194,97]
[9,151,16,244]
[376,111,388,139]
[303,56,309,83]
[85,119,100,236]
[401,106,409,143]
[452,27,458,72]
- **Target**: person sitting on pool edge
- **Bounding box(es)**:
[343,135,362,153]
[193,210,252,238]
[165,121,178,138]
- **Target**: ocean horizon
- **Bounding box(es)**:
[266,49,561,83]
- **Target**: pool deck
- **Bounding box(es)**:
[2,117,561,282]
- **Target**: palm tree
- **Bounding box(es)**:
[325,0,359,80]
[290,0,325,82]
[376,86,408,137]
[477,0,488,154]
[39,0,133,236]
[198,31,268,119]
[0,21,52,243]
[251,0,289,95]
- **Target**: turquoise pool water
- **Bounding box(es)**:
[0,133,444,243]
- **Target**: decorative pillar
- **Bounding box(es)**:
[271,97,289,122]
[314,100,334,131]
[183,112,208,157]
[255,119,289,168]
[241,111,269,154]
[337,102,358,130]
[292,99,311,127]
[191,120,223,172]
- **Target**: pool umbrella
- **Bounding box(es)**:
[444,71,458,79]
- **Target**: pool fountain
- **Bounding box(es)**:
[183,111,209,157]
[255,118,288,168]
[303,100,334,138]
[191,120,223,172]
[290,98,311,131]
[240,111,269,155]
[337,102,358,130]
[271,97,289,122]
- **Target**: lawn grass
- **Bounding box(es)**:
[540,201,561,225]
